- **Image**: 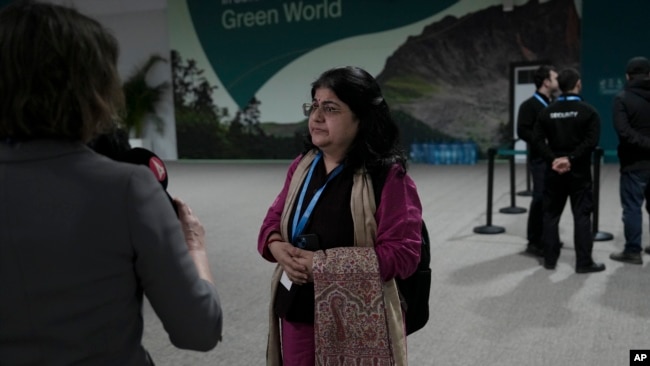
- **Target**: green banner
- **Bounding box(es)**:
[581,0,650,161]
[186,0,457,109]
[172,0,584,159]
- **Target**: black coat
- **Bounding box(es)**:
[517,92,551,160]
[533,93,600,178]
[613,78,650,171]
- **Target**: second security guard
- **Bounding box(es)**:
[533,68,606,274]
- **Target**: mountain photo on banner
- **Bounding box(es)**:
[376,0,581,155]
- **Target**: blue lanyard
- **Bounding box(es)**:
[291,152,344,243]
[533,93,549,107]
[556,95,581,102]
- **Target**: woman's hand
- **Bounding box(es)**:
[292,249,315,283]
[268,240,310,284]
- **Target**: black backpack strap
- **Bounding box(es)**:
[369,164,391,208]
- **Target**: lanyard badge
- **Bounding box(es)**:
[291,152,344,243]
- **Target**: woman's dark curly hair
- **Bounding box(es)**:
[304,66,407,173]
[0,0,124,143]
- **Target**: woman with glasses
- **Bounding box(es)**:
[258,66,423,365]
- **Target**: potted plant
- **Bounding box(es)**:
[122,54,170,145]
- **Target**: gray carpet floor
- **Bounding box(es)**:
[140,160,649,366]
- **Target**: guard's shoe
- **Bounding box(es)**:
[576,262,606,274]
[543,261,556,270]
[609,251,643,265]
[524,245,544,257]
[644,246,650,255]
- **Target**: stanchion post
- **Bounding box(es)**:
[518,153,533,196]
[474,148,505,234]
[592,147,613,241]
[500,151,527,214]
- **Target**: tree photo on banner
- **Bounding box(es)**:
[169,0,581,159]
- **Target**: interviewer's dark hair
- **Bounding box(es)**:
[0,0,124,143]
[306,66,407,173]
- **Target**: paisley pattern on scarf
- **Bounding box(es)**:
[313,247,393,365]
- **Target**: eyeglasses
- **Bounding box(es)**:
[302,102,342,117]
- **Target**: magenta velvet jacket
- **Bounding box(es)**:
[258,155,423,281]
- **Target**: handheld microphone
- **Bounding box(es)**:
[89,130,178,215]
[117,147,179,216]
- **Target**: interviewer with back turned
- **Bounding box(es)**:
[0,1,222,365]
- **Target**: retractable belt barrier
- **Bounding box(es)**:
[518,153,533,197]
[473,147,505,234]
[474,146,615,242]
[593,147,613,241]
[495,148,528,214]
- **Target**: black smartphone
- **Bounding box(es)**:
[294,233,320,251]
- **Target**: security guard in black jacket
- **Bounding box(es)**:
[516,65,558,256]
[533,68,606,274]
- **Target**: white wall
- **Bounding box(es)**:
[46,0,177,159]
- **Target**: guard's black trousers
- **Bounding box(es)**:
[542,168,594,268]
[527,157,546,246]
